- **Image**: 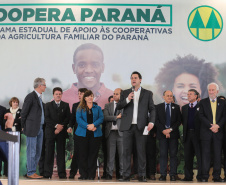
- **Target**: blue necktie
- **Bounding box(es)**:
[39,96,44,125]
[166,104,170,128]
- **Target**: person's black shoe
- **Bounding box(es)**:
[101,174,106,179]
[43,175,52,179]
[69,175,75,179]
[197,178,202,182]
[170,175,176,181]
[88,177,95,180]
[59,176,67,179]
[213,178,225,182]
[23,174,28,178]
[138,176,147,182]
[149,175,156,180]
[130,173,138,180]
[159,175,166,181]
[117,175,123,180]
[119,176,130,182]
[105,174,112,180]
[78,176,87,180]
[181,178,192,181]
[175,175,181,180]
[201,178,208,182]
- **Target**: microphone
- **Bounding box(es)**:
[131,86,135,100]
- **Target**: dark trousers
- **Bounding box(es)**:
[44,135,66,177]
[102,122,107,177]
[115,148,120,178]
[131,137,138,175]
[159,138,178,176]
[184,130,202,180]
[70,135,79,177]
[223,132,226,176]
[77,132,101,179]
[146,135,156,176]
[123,125,147,177]
[39,133,45,175]
[201,134,222,179]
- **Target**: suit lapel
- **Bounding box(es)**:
[216,98,221,122]
[52,101,58,111]
[184,104,189,129]
[170,103,174,122]
[138,88,145,103]
[206,98,213,118]
[33,91,41,107]
[160,103,166,122]
[109,102,114,115]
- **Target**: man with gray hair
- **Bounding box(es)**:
[199,82,226,182]
[21,78,46,179]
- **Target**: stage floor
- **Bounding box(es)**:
[0,175,222,185]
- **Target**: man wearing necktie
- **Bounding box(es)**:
[155,90,181,181]
[104,88,123,180]
[199,83,226,182]
[181,89,202,182]
[21,78,46,179]
[44,87,70,179]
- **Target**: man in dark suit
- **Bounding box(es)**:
[181,89,202,181]
[0,105,6,130]
[44,87,70,179]
[199,83,226,182]
[117,71,155,182]
[67,88,88,179]
[155,90,181,181]
[21,77,46,179]
[0,105,6,177]
[104,88,123,180]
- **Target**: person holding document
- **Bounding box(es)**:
[117,71,155,182]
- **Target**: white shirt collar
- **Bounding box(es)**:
[165,102,171,106]
[35,90,41,98]
[133,86,141,92]
[189,101,197,107]
[209,97,217,102]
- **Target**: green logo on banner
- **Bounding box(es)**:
[187,6,223,41]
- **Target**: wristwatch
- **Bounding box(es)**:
[170,128,173,131]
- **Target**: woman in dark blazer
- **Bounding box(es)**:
[76,90,104,180]
[4,97,22,132]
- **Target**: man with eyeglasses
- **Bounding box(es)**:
[21,78,46,179]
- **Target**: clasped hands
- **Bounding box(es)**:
[210,124,219,133]
[162,128,172,138]
[55,124,64,135]
[87,124,97,131]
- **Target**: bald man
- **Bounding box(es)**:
[104,88,123,180]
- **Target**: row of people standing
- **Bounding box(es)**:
[102,73,226,182]
[2,73,226,182]
[158,84,226,183]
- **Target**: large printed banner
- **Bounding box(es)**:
[0,0,225,175]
